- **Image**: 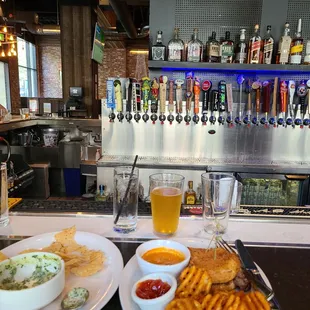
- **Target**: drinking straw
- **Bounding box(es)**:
[114,155,138,225]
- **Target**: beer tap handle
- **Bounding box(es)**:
[159,75,168,114]
[114,79,122,112]
[280,81,288,114]
[168,80,174,112]
[186,74,194,112]
[135,82,141,113]
[132,80,137,113]
[150,78,159,114]
[125,79,131,113]
[288,80,296,119]
[272,77,278,118]
[218,81,226,112]
[297,80,307,117]
[175,79,184,114]
[262,81,271,113]
[202,80,212,113]
[252,81,262,114]
[193,77,201,115]
[142,77,151,112]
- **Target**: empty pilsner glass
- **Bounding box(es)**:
[201,173,235,235]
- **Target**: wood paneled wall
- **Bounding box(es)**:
[60,5,96,117]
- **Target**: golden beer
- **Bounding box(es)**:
[150,186,183,235]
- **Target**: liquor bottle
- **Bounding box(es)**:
[167,28,184,62]
[187,28,203,62]
[151,31,166,61]
[304,40,310,65]
[184,181,196,204]
[263,25,274,64]
[220,31,234,63]
[248,24,263,64]
[290,19,303,65]
[235,29,247,64]
[206,31,220,63]
[276,23,292,64]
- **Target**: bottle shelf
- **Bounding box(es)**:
[148,61,310,74]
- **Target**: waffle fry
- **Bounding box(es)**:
[166,298,202,310]
[176,266,212,299]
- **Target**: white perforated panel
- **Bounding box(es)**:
[175,0,263,44]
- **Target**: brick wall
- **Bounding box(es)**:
[36,36,62,98]
[97,48,149,99]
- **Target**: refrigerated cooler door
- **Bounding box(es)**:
[236,173,310,206]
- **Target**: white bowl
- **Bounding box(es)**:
[131,272,177,310]
[136,239,190,277]
[0,252,65,310]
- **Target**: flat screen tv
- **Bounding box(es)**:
[91,23,105,64]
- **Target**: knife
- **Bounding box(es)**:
[235,239,281,309]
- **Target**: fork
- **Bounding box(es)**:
[216,239,277,304]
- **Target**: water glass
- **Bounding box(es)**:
[113,166,139,233]
[231,181,243,214]
[149,173,185,236]
[201,173,235,235]
[0,163,9,227]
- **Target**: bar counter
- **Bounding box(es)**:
[0,214,310,309]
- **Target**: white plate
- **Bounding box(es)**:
[1,231,124,310]
[119,238,272,310]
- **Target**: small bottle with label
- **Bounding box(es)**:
[206,32,220,63]
[290,18,303,65]
[152,31,166,61]
[184,181,197,204]
[167,28,184,62]
[263,25,274,64]
[220,31,234,63]
[235,29,247,64]
[276,23,292,64]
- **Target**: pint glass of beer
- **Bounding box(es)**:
[149,173,185,235]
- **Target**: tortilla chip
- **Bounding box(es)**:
[0,251,8,262]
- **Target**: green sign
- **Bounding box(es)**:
[91,23,105,64]
[0,33,5,41]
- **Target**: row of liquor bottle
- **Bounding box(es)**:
[151,19,310,65]
[106,74,310,127]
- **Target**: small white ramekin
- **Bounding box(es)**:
[136,239,190,277]
[131,272,177,310]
